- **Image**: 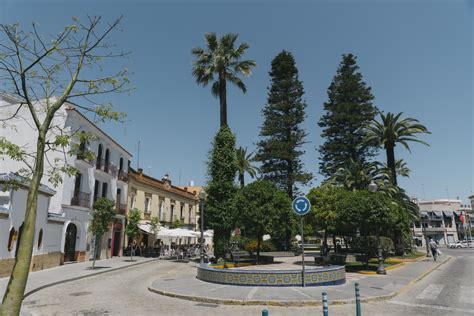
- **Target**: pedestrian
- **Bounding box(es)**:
[429,238,438,261]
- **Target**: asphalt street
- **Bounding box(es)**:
[21,248,474,316]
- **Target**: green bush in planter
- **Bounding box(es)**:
[350,236,394,258]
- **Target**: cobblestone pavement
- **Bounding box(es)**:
[18,249,474,315]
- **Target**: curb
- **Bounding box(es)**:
[23,258,159,299]
[358,262,405,275]
[147,255,452,307]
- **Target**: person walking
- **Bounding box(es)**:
[429,238,438,261]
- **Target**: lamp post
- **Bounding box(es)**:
[368,181,386,275]
[422,214,431,257]
[198,189,206,265]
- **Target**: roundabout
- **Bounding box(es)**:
[196,263,346,287]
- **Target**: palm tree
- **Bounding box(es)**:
[377,159,411,178]
[330,159,384,191]
[192,33,256,127]
[236,146,259,188]
[366,112,430,185]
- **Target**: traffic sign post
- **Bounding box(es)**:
[292,196,311,287]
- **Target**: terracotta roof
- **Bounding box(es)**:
[128,168,198,201]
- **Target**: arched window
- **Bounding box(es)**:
[104,149,110,172]
[97,144,103,169]
[37,229,43,248]
[7,227,16,252]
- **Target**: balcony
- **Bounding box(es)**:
[96,158,118,177]
[116,203,126,215]
[118,170,128,182]
[71,191,91,208]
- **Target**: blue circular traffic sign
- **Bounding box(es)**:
[292,197,311,216]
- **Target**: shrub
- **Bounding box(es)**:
[350,236,394,258]
[244,239,276,252]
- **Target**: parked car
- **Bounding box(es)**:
[448,241,467,248]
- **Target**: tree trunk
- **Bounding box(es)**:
[239,173,245,189]
[1,134,46,316]
[385,143,397,186]
[92,234,99,269]
[332,233,337,253]
[219,74,227,127]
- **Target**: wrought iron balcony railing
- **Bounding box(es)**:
[71,191,91,208]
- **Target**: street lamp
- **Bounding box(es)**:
[198,189,206,264]
[368,181,386,275]
[421,214,431,257]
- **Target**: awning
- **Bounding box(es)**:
[138,220,161,235]
[453,211,461,216]
[157,228,197,238]
[433,211,443,217]
[442,210,454,217]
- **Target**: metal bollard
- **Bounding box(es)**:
[355,282,361,316]
[262,309,269,316]
[322,292,329,316]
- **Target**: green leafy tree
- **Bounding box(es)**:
[365,112,430,185]
[206,126,237,257]
[318,53,377,179]
[150,216,160,242]
[307,185,348,249]
[234,180,291,263]
[89,198,116,269]
[256,50,312,199]
[236,146,259,188]
[125,208,141,262]
[192,33,256,127]
[0,17,129,315]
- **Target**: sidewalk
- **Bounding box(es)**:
[0,256,158,298]
[148,255,451,306]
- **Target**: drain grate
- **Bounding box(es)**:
[195,303,218,308]
[370,287,384,290]
[163,278,175,281]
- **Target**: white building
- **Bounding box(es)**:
[0,173,64,277]
[0,93,132,266]
[412,198,472,246]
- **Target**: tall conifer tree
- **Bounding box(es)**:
[256,50,312,199]
[318,54,377,179]
[206,126,237,257]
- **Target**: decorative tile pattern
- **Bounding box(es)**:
[197,266,346,287]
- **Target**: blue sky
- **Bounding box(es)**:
[1,0,472,203]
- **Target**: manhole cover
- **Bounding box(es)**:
[195,303,218,308]
[69,291,92,297]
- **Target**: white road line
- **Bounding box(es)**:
[246,287,259,299]
[205,285,228,293]
[291,287,314,299]
[459,286,474,304]
[388,300,474,314]
[416,284,444,300]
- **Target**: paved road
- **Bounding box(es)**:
[22,249,474,315]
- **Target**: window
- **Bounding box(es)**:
[101,182,108,198]
[180,205,184,220]
[7,227,16,252]
[93,180,99,202]
[130,188,136,209]
[144,196,151,214]
[97,144,103,168]
[37,229,43,248]
[0,185,11,209]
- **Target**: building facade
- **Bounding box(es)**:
[412,199,472,246]
[0,93,132,264]
[127,168,199,247]
[0,173,63,277]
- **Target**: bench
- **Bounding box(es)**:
[230,251,254,265]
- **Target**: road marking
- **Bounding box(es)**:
[459,286,474,304]
[291,287,314,299]
[388,300,474,314]
[246,287,259,299]
[205,285,228,293]
[416,284,444,300]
